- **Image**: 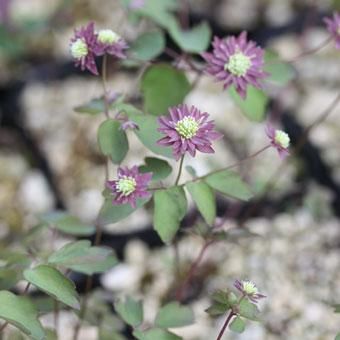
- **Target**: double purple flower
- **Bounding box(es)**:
[324,12,340,49]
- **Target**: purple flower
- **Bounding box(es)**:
[201,31,268,99]
[234,280,266,303]
[106,166,152,208]
[266,124,290,159]
[157,104,222,161]
[70,22,99,75]
[324,12,340,49]
[95,29,128,59]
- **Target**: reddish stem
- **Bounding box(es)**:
[216,310,236,340]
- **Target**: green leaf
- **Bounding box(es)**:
[211,290,229,305]
[130,31,165,61]
[140,157,172,181]
[23,265,80,310]
[141,64,191,116]
[335,333,340,340]
[168,20,212,53]
[228,85,268,122]
[74,98,105,115]
[264,50,295,86]
[98,197,150,225]
[48,240,118,275]
[205,170,253,201]
[0,291,45,340]
[114,296,143,327]
[229,316,246,333]
[205,302,229,317]
[40,211,95,236]
[186,181,216,225]
[125,108,173,158]
[155,301,194,328]
[97,119,129,164]
[136,0,179,28]
[134,328,182,340]
[153,187,187,243]
[239,299,260,321]
[334,304,340,313]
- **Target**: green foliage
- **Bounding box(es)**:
[139,157,172,181]
[0,291,45,340]
[74,98,106,115]
[129,31,165,61]
[228,85,268,122]
[264,50,296,86]
[40,211,95,236]
[335,333,340,340]
[229,316,246,333]
[186,181,216,225]
[205,170,253,201]
[134,328,182,340]
[155,302,194,328]
[117,104,173,158]
[23,265,80,310]
[97,119,129,164]
[334,304,340,313]
[98,197,150,225]
[114,296,144,327]
[48,240,118,275]
[141,64,191,116]
[239,299,260,321]
[153,187,187,243]
[167,20,211,53]
[205,303,229,317]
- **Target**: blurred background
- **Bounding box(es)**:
[1,0,340,339]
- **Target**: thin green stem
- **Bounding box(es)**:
[102,54,109,119]
[174,155,185,186]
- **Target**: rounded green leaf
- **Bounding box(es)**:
[98,119,129,164]
[239,299,260,321]
[155,302,194,328]
[168,20,212,53]
[186,181,216,225]
[40,211,95,236]
[139,157,172,181]
[0,291,45,340]
[153,187,187,243]
[141,64,191,116]
[114,296,143,327]
[130,31,165,61]
[228,85,268,122]
[335,333,340,340]
[98,197,150,225]
[48,241,118,275]
[23,265,80,310]
[205,170,253,201]
[134,328,182,340]
[74,98,105,115]
[205,302,229,317]
[264,50,296,86]
[229,316,246,333]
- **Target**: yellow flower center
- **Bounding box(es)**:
[98,29,120,44]
[175,116,199,139]
[70,39,88,59]
[225,52,251,77]
[117,176,136,196]
[242,281,258,295]
[275,130,290,148]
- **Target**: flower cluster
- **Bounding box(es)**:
[266,124,290,159]
[157,104,222,160]
[202,31,268,99]
[324,12,340,49]
[234,279,266,303]
[106,166,152,208]
[70,22,128,75]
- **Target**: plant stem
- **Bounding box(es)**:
[216,310,236,340]
[174,155,185,186]
[176,240,213,301]
[73,55,110,340]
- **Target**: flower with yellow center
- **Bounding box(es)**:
[274,130,290,149]
[242,280,258,295]
[225,52,252,77]
[70,38,88,59]
[175,116,199,139]
[98,29,120,44]
[116,176,137,196]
